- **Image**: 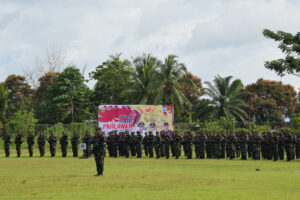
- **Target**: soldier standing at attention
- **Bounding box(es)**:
[15,132,23,157]
[194,132,201,159]
[199,132,207,159]
[118,132,125,156]
[130,132,137,156]
[147,131,155,158]
[48,131,57,157]
[185,131,193,159]
[92,128,106,176]
[296,135,300,159]
[143,132,149,157]
[82,131,92,158]
[113,130,119,158]
[124,131,131,158]
[106,132,113,157]
[251,132,262,160]
[284,130,294,161]
[27,132,35,157]
[239,132,248,160]
[154,131,161,159]
[271,132,279,161]
[3,132,11,157]
[60,131,68,157]
[162,131,171,159]
[71,131,80,157]
[227,132,237,159]
[37,132,46,157]
[278,132,285,160]
[174,131,183,159]
[136,131,143,158]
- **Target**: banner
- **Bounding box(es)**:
[98,105,174,135]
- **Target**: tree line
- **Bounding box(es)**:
[0,29,299,133]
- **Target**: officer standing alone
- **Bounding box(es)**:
[93,128,106,176]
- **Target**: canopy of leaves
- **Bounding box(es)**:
[263,29,300,75]
[242,79,297,124]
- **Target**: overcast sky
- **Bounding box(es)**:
[0,0,299,90]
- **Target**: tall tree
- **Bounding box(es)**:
[33,72,58,123]
[90,54,133,105]
[122,53,161,104]
[203,75,248,122]
[262,29,300,76]
[150,55,193,118]
[46,66,91,123]
[4,75,32,120]
[0,84,9,128]
[242,79,297,124]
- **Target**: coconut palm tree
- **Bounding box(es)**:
[203,75,248,122]
[122,53,161,104]
[150,55,193,118]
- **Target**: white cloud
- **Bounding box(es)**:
[0,0,299,91]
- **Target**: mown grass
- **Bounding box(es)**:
[0,149,300,200]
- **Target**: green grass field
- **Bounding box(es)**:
[1,150,300,200]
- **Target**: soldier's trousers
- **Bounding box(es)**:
[113,144,118,158]
[4,143,10,157]
[296,143,300,159]
[252,145,260,160]
[130,144,136,156]
[221,143,226,158]
[16,144,21,157]
[285,145,292,161]
[162,143,170,158]
[136,144,142,158]
[278,145,284,160]
[61,145,67,157]
[248,144,252,158]
[171,142,176,157]
[186,145,192,159]
[195,144,200,158]
[39,145,45,157]
[124,145,129,158]
[199,145,205,159]
[95,155,104,175]
[144,144,148,156]
[240,144,247,160]
[272,145,279,161]
[28,144,33,157]
[72,145,78,157]
[148,146,154,158]
[155,145,161,158]
[107,143,112,157]
[50,145,56,157]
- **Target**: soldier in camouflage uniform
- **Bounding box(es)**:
[194,132,201,159]
[130,132,137,156]
[185,131,193,159]
[143,132,149,157]
[60,131,68,157]
[221,132,226,158]
[238,132,248,160]
[71,132,80,157]
[271,132,279,161]
[112,130,119,158]
[227,132,237,159]
[15,132,23,157]
[27,132,35,157]
[154,131,161,159]
[136,131,143,158]
[92,128,106,176]
[118,132,125,156]
[296,135,300,159]
[48,131,57,157]
[251,132,262,160]
[124,131,131,158]
[284,131,294,161]
[82,131,92,158]
[278,132,285,160]
[248,132,253,158]
[161,131,171,159]
[206,132,212,158]
[147,131,155,158]
[3,132,11,157]
[37,132,46,157]
[106,132,114,157]
[173,131,183,159]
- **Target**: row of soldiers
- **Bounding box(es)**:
[105,130,300,161]
[1,130,300,161]
[1,131,91,158]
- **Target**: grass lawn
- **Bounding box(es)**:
[0,150,300,200]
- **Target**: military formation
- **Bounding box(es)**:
[1,130,300,162]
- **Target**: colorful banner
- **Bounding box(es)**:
[98,105,174,135]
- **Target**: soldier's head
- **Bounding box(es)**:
[85,131,89,135]
[39,132,43,136]
[131,132,135,136]
[125,131,129,135]
[16,132,20,135]
[50,131,54,135]
[149,131,153,136]
[144,132,148,136]
[62,131,66,135]
[137,131,141,136]
[155,131,159,136]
